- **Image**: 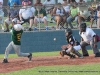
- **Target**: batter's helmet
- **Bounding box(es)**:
[14,24,24,31]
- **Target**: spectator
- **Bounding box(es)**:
[52,3,66,30]
[43,0,55,23]
[79,23,100,57]
[0,0,3,8]
[78,3,96,28]
[43,0,55,6]
[89,0,97,16]
[62,0,70,19]
[43,0,55,12]
[97,2,100,28]
[34,0,43,6]
[34,5,48,30]
[67,3,78,29]
[90,11,98,28]
[19,0,35,31]
[68,0,77,4]
[88,0,98,28]
[22,0,31,5]
[4,2,19,32]
[78,4,91,25]
[7,0,21,7]
[0,0,4,30]
[78,0,85,4]
[62,0,70,13]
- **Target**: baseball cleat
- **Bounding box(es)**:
[95,52,100,57]
[2,59,8,63]
[28,53,32,61]
[78,55,84,58]
[83,54,89,57]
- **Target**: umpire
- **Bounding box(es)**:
[79,22,100,57]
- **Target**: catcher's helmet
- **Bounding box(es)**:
[66,28,72,34]
[79,22,87,32]
[65,28,72,37]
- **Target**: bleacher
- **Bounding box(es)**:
[0,1,99,32]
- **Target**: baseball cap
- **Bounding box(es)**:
[23,0,28,2]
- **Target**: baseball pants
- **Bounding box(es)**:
[66,45,81,53]
[4,41,30,59]
[80,40,100,55]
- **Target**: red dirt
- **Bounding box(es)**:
[0,54,100,73]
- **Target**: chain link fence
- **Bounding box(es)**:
[0,2,99,31]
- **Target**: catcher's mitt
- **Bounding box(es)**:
[60,50,76,58]
[60,50,66,57]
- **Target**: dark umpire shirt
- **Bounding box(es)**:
[66,35,80,46]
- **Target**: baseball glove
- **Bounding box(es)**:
[60,50,66,57]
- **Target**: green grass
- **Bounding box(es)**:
[0,50,93,59]
[0,51,59,59]
[1,63,100,75]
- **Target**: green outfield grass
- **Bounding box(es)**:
[0,51,59,59]
[0,61,100,75]
[0,50,93,59]
[0,50,99,75]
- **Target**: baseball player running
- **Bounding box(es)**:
[2,20,32,63]
[60,28,83,59]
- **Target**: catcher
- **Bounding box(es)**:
[2,19,32,63]
[60,28,83,59]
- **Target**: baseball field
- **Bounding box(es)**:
[0,50,100,75]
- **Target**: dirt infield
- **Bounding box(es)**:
[0,55,100,73]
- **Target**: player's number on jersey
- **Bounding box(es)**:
[17,33,21,41]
